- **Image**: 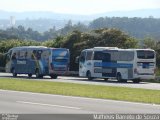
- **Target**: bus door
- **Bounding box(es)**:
[102,51,117,77]
[40,49,50,74]
[5,50,12,73]
[14,50,28,73]
[79,51,86,77]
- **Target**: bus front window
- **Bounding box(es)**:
[52,49,69,62]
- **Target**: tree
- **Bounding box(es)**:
[60,28,138,70]
[141,37,157,49]
[89,17,160,40]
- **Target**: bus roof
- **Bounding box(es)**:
[94,47,118,50]
[8,46,70,53]
[82,47,155,52]
[9,46,49,51]
[14,46,47,49]
[121,48,155,52]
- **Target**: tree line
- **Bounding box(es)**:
[0,21,88,41]
[89,17,160,40]
[0,17,160,41]
[1,28,160,70]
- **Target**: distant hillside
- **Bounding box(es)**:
[1,17,160,40]
[0,10,93,21]
[0,18,90,32]
[94,9,160,18]
[0,8,160,20]
[89,17,160,40]
[0,8,160,40]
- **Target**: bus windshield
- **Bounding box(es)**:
[52,49,69,62]
[137,50,154,59]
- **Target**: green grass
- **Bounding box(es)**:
[0,78,160,104]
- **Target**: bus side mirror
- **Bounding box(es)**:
[75,56,79,63]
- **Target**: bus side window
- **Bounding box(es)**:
[19,50,26,59]
[26,50,32,59]
[94,51,104,60]
[41,50,49,60]
[32,50,42,60]
[24,52,28,59]
[37,50,42,60]
[32,50,36,60]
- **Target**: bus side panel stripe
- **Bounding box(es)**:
[94,62,133,68]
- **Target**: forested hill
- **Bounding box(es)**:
[0,17,160,41]
[89,17,160,40]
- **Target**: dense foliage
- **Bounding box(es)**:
[0,28,138,70]
[59,29,137,70]
[89,17,160,40]
[0,21,88,41]
[0,39,40,53]
[1,28,160,70]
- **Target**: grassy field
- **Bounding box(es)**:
[0,78,160,104]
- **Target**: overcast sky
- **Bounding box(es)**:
[0,0,160,15]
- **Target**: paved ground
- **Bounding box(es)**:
[0,90,159,114]
[0,73,160,120]
[0,73,160,90]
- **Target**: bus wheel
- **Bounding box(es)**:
[104,78,108,81]
[50,75,58,79]
[122,79,127,83]
[12,68,17,77]
[133,79,140,83]
[117,73,122,82]
[28,73,32,78]
[87,71,93,80]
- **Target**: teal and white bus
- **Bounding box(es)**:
[5,46,70,78]
[78,47,156,83]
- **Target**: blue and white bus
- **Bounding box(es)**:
[5,46,70,78]
[78,47,156,83]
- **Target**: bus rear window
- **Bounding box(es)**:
[137,50,154,59]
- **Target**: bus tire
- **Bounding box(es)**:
[122,79,127,83]
[50,75,58,79]
[117,73,122,82]
[28,73,32,78]
[104,78,108,81]
[12,68,17,77]
[87,71,93,80]
[133,79,140,83]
